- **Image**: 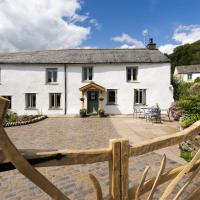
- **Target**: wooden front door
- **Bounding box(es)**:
[87,91,99,114]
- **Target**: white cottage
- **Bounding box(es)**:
[0,42,173,116]
[174,64,200,82]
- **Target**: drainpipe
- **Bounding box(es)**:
[64,64,67,115]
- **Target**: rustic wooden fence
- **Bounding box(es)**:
[0,96,200,200]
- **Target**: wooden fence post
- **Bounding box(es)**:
[121,139,129,200]
[109,139,121,200]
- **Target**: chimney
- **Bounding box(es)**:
[147,38,156,50]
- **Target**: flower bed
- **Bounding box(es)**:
[3,112,47,127]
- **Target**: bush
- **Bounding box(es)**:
[181,114,200,128]
[180,150,193,162]
[6,111,17,122]
[80,109,86,117]
[194,77,200,83]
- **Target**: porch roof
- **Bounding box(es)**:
[79,82,105,93]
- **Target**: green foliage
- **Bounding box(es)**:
[172,78,192,100]
[6,111,17,122]
[194,77,200,83]
[169,40,200,74]
[181,114,200,128]
[79,108,86,117]
[180,150,193,162]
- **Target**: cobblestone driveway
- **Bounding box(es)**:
[0,118,199,200]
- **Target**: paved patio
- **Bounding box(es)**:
[0,117,199,200]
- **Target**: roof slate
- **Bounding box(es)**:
[0,49,169,64]
[176,64,200,74]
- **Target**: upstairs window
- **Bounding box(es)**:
[82,67,93,81]
[134,89,146,105]
[46,68,58,83]
[127,67,138,82]
[2,96,12,109]
[187,73,192,81]
[25,93,36,109]
[107,89,117,105]
[49,93,61,109]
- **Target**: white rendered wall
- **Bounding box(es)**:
[0,64,65,115]
[179,73,200,82]
[67,63,174,114]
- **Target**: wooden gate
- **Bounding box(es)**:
[0,97,200,200]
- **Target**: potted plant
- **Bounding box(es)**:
[80,108,86,117]
[98,108,105,117]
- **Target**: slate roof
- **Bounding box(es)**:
[176,64,200,74]
[0,49,169,64]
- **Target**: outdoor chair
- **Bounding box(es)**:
[133,106,143,118]
[146,106,161,123]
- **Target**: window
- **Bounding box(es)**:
[134,89,146,105]
[107,89,117,104]
[46,68,58,83]
[82,67,93,81]
[127,67,138,82]
[2,96,11,109]
[49,93,61,109]
[187,73,192,80]
[25,93,36,109]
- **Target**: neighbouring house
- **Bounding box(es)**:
[174,64,200,82]
[0,40,173,115]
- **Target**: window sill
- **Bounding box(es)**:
[24,108,38,110]
[46,82,59,85]
[127,81,140,83]
[106,103,118,106]
[82,80,93,83]
[48,108,63,110]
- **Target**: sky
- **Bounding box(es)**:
[0,0,200,54]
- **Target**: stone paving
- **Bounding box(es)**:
[0,118,199,200]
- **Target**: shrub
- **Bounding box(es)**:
[180,150,193,162]
[194,77,200,83]
[181,114,200,128]
[6,111,17,122]
[80,109,86,117]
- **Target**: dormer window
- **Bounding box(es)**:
[127,67,138,82]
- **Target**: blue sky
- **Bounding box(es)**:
[0,0,200,54]
[80,0,200,52]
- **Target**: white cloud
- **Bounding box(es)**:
[0,0,91,52]
[89,19,101,30]
[159,24,200,54]
[173,25,200,44]
[112,33,144,48]
[159,44,178,54]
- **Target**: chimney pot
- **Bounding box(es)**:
[147,38,156,50]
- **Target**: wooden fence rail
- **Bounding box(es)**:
[0,96,200,200]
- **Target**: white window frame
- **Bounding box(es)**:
[134,89,146,105]
[46,68,58,83]
[25,93,36,109]
[49,93,61,109]
[126,67,138,82]
[107,89,117,105]
[82,67,93,82]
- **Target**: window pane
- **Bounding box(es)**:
[108,90,116,104]
[56,94,61,107]
[139,90,143,104]
[83,68,87,81]
[132,68,137,81]
[51,94,55,107]
[127,68,131,81]
[88,68,93,80]
[48,71,52,82]
[53,71,57,82]
[134,90,139,104]
[32,94,36,107]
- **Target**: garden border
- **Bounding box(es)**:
[3,115,47,127]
